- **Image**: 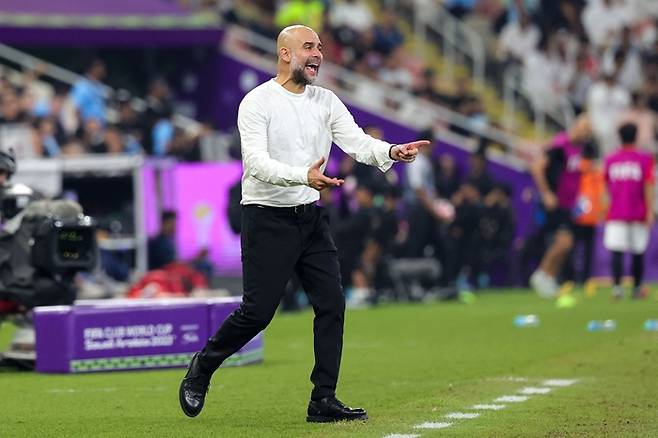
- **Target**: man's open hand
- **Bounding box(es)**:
[307,157,344,191]
[390,140,431,162]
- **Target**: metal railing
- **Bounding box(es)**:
[502,66,574,137]
[411,1,485,88]
[223,25,535,168]
[408,2,569,138]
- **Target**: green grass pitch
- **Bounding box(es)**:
[1,289,657,437]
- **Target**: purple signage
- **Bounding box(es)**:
[71,304,207,360]
[34,297,263,373]
[141,161,243,275]
[172,163,243,275]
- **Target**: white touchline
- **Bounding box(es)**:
[494,395,529,403]
[519,387,552,395]
[445,412,480,419]
[471,404,506,410]
[414,422,453,430]
[47,387,117,394]
[497,376,529,382]
[543,379,578,387]
[383,377,578,437]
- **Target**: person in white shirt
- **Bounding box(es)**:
[587,73,631,156]
[497,12,540,64]
[179,24,429,422]
[329,0,374,34]
[601,27,644,92]
[582,0,629,49]
[522,36,575,114]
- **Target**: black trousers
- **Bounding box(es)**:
[198,203,345,401]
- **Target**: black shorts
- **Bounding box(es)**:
[544,208,574,233]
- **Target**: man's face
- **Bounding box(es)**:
[288,30,323,86]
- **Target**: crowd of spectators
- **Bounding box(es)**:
[7,0,657,302]
[223,0,493,139]
[310,130,515,305]
[483,0,658,156]
[224,0,658,154]
[0,59,206,161]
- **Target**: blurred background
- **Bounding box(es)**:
[0,0,656,310]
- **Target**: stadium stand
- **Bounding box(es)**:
[0,0,656,306]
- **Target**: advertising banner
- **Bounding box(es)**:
[34,297,263,373]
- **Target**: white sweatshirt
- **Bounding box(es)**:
[238,79,394,207]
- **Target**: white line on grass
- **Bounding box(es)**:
[385,377,579,437]
[445,412,480,419]
[414,422,453,430]
[46,386,169,394]
[494,395,529,403]
[519,387,552,395]
[47,387,117,394]
[490,376,529,382]
[471,404,506,410]
[543,379,578,387]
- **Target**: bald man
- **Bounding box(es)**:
[179,25,429,422]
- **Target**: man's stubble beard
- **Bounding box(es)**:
[290,57,315,86]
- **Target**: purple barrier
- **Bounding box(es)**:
[34,297,262,373]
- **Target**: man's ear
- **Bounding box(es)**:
[279,47,291,62]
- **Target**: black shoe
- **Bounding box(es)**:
[306,396,368,423]
[179,352,211,417]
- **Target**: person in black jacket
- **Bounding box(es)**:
[476,183,515,288]
[333,180,377,295]
[147,210,177,270]
[443,181,483,290]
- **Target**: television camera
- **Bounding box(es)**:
[0,149,97,367]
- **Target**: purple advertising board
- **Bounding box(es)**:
[142,161,243,275]
[172,163,243,275]
[34,297,262,373]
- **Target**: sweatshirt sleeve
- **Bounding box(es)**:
[329,91,395,173]
[238,94,309,187]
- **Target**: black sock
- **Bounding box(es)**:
[611,251,623,286]
[632,253,644,288]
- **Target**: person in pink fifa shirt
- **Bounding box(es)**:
[603,123,655,300]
